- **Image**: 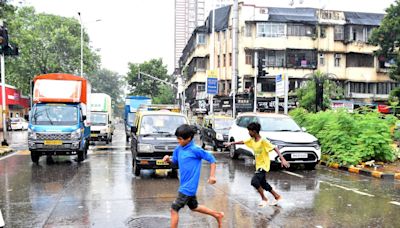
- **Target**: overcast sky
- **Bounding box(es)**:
[13,0,397,75]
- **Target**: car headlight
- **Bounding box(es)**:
[312,141,321,150]
[138,144,154,153]
[216,133,224,141]
[71,129,82,140]
[28,128,36,140]
[268,139,286,150]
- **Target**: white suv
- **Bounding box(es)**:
[228,113,321,169]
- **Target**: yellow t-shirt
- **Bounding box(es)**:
[244,138,275,172]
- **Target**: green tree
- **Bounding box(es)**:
[0,1,16,19]
[126,58,175,104]
[369,0,400,82]
[87,68,125,117]
[4,7,100,95]
[296,71,343,112]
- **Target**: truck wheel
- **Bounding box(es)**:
[30,151,40,164]
[229,139,239,159]
[133,159,140,176]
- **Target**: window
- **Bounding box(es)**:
[334,26,344,41]
[319,53,325,66]
[286,49,317,68]
[245,53,252,65]
[334,53,341,67]
[245,23,252,37]
[265,50,285,67]
[261,79,275,92]
[223,30,226,40]
[197,33,206,45]
[223,54,226,67]
[320,26,326,38]
[287,24,315,37]
[257,23,286,37]
[377,83,390,94]
[217,55,220,67]
[197,58,206,71]
[346,53,374,67]
[229,53,232,66]
[197,84,205,92]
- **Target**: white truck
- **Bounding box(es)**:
[90,93,113,144]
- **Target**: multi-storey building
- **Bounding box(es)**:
[179,3,399,114]
[174,0,206,71]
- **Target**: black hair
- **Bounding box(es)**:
[175,124,196,140]
[247,122,261,134]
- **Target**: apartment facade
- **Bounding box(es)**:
[174,0,206,71]
[179,3,399,114]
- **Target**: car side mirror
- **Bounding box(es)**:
[131,126,137,133]
[301,127,307,132]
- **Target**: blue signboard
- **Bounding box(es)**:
[207,77,218,95]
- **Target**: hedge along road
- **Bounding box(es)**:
[0,124,399,227]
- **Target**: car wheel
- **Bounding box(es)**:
[77,150,85,162]
[133,159,140,176]
[30,151,40,164]
[229,139,239,159]
[126,135,130,142]
[304,162,317,170]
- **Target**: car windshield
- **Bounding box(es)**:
[31,105,78,126]
[91,113,107,125]
[128,113,136,125]
[214,119,233,130]
[140,115,187,135]
[258,117,301,132]
[11,118,21,123]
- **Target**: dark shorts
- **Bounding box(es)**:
[251,169,272,192]
[171,192,199,212]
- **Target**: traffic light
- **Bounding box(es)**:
[257,58,267,77]
[0,26,9,51]
[236,76,242,91]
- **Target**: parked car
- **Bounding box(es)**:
[10,117,29,130]
[227,113,321,169]
[201,115,234,151]
[130,110,189,176]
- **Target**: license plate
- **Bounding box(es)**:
[91,134,97,137]
[156,160,169,166]
[291,153,308,159]
[44,140,63,145]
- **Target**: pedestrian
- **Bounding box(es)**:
[224,122,290,207]
[163,124,224,228]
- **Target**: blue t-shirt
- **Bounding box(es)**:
[172,140,216,196]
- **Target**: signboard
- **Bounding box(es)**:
[275,74,284,97]
[207,70,218,95]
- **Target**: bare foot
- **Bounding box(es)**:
[216,211,224,228]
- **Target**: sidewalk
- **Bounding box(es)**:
[320,158,400,180]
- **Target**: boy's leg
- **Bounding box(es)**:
[191,205,224,228]
[251,172,268,202]
[260,174,281,200]
[188,197,224,228]
[170,209,179,228]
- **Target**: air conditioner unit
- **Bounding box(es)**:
[335,54,342,58]
[259,8,267,14]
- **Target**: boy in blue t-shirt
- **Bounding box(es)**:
[163,124,224,228]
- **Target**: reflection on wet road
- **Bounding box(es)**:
[0,124,399,227]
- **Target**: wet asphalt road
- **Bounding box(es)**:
[0,125,400,228]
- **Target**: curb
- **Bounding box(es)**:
[0,146,13,157]
[320,160,400,181]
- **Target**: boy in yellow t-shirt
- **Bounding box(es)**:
[225,122,290,207]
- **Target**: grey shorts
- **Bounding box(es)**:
[171,192,198,212]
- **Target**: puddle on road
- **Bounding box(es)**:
[126,216,170,228]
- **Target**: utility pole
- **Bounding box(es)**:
[232,0,238,118]
[254,51,258,113]
[0,53,7,145]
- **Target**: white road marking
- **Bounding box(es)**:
[319,181,375,197]
[0,151,17,160]
[390,201,400,206]
[282,170,304,178]
[0,208,5,227]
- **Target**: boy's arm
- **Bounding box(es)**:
[274,147,290,168]
[207,163,217,184]
[224,140,244,147]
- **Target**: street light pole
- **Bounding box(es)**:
[78,12,83,78]
[1,53,8,146]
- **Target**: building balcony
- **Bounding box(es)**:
[242,36,316,50]
[345,67,387,81]
[186,45,208,66]
[345,41,378,54]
